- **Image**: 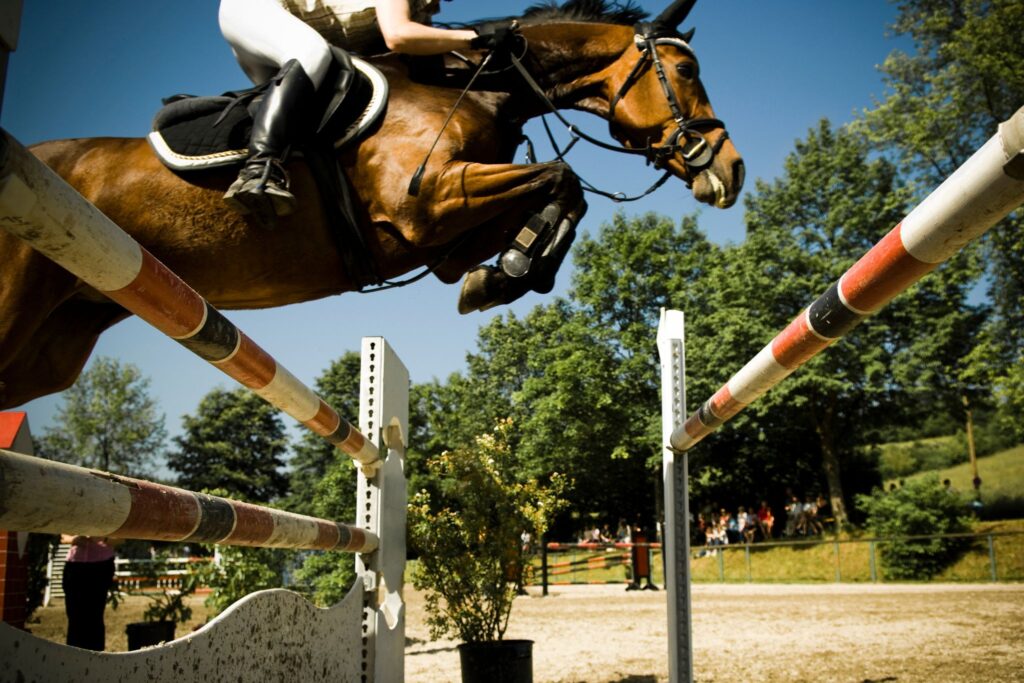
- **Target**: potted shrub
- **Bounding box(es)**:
[409,420,568,683]
[124,555,199,650]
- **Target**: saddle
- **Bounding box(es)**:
[148,48,388,287]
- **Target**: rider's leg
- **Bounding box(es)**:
[218,0,332,87]
[223,60,316,219]
[218,0,332,220]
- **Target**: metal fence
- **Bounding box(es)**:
[530,531,1024,587]
[692,530,1024,583]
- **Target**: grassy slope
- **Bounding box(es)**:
[896,444,1024,503]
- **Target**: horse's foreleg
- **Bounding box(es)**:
[421,160,586,312]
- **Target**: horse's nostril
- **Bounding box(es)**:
[732,159,746,189]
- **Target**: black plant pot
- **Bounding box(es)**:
[126,621,176,650]
[458,639,533,683]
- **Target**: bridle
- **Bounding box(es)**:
[508,22,731,201]
[612,23,729,171]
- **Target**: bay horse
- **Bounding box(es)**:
[0,0,743,410]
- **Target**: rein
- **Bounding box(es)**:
[509,22,729,201]
[378,23,731,292]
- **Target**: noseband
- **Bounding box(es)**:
[507,23,730,200]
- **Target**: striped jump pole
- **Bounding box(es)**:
[671,105,1024,453]
[0,130,378,469]
[0,448,377,552]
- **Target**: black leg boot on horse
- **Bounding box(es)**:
[458,198,587,314]
[224,60,315,226]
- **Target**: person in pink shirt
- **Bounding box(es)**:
[60,535,117,650]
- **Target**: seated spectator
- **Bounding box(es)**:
[726,511,742,544]
[736,506,749,534]
[784,495,802,537]
[757,501,774,540]
[815,494,832,527]
[799,496,822,535]
[701,521,728,556]
[615,518,631,543]
[742,505,759,543]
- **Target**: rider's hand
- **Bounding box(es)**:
[470,22,520,55]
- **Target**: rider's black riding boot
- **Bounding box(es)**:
[224,60,315,222]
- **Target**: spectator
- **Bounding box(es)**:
[695,513,708,547]
[757,502,774,541]
[61,535,117,651]
[784,494,802,537]
[742,505,759,544]
[815,494,831,530]
[701,519,728,556]
[803,496,824,535]
[615,519,632,543]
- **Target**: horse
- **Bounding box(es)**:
[0,0,744,410]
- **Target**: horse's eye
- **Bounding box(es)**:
[676,63,697,80]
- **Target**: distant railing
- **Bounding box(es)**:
[530,542,664,590]
[528,532,1024,587]
[113,556,213,593]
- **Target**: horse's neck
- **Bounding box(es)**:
[518,22,635,120]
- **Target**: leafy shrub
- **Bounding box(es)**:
[409,419,568,642]
[195,545,291,616]
[291,462,358,606]
[26,534,58,622]
[856,474,972,579]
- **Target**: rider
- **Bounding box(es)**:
[218,0,518,222]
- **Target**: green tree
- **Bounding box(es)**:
[168,388,289,502]
[36,356,166,476]
[858,0,1024,443]
[286,352,361,515]
[732,120,916,526]
[288,352,363,605]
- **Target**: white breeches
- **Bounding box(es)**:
[219,0,332,88]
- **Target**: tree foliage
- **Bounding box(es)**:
[168,388,289,503]
[288,352,363,605]
[36,357,166,476]
[859,0,1023,441]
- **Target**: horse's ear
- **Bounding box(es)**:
[680,27,695,43]
[654,0,697,30]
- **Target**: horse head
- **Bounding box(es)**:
[606,1,744,208]
[516,0,744,209]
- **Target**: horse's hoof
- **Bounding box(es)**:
[458,265,503,314]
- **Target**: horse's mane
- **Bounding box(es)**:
[444,0,648,29]
[520,0,649,26]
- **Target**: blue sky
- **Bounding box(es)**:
[4,1,910,442]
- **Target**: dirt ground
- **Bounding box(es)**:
[405,583,1024,683]
[24,583,1024,682]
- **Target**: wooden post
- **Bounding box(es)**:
[0,411,32,630]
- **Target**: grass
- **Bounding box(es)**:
[892,444,1024,518]
[26,595,212,653]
